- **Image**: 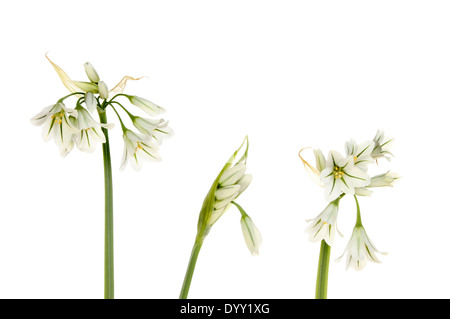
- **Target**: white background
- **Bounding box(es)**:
[0,0,449,299]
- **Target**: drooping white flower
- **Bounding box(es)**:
[74,107,113,153]
[84,92,97,113]
[120,130,161,171]
[344,139,375,171]
[132,117,173,145]
[336,226,386,271]
[31,102,79,157]
[305,199,341,246]
[367,171,400,188]
[126,95,166,116]
[320,151,371,202]
[372,129,394,160]
[240,215,262,256]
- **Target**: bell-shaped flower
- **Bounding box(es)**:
[125,95,166,116]
[367,171,400,188]
[371,129,394,160]
[31,102,79,157]
[336,225,386,271]
[84,92,97,113]
[132,117,173,145]
[73,106,113,153]
[320,151,371,202]
[120,130,161,171]
[344,139,375,171]
[305,198,341,246]
[240,214,262,256]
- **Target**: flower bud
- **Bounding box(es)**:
[219,163,246,187]
[313,148,326,172]
[84,62,100,83]
[367,172,400,188]
[215,185,241,201]
[128,95,166,116]
[73,81,99,93]
[98,81,109,100]
[240,215,262,256]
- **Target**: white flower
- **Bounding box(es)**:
[372,129,394,160]
[305,199,341,246]
[367,171,400,188]
[344,139,375,171]
[120,130,161,170]
[85,92,97,113]
[126,95,166,116]
[84,62,100,83]
[336,226,386,271]
[132,117,173,145]
[240,215,262,256]
[31,102,79,157]
[74,107,113,153]
[320,151,371,202]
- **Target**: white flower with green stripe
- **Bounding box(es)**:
[344,139,375,171]
[371,129,394,160]
[320,151,370,202]
[74,106,113,153]
[31,102,79,157]
[336,225,386,271]
[306,197,342,246]
[120,130,161,171]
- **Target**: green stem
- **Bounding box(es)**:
[315,240,331,299]
[354,195,363,227]
[179,239,204,299]
[98,109,114,299]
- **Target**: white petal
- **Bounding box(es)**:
[241,216,262,256]
[85,92,97,113]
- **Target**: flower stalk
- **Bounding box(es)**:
[179,238,204,299]
[315,240,331,299]
[98,108,114,299]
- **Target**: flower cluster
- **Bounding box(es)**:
[195,136,261,255]
[300,130,398,270]
[31,55,172,170]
